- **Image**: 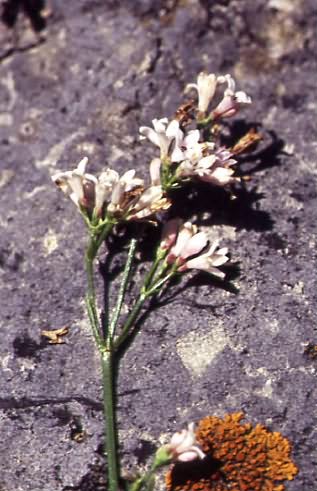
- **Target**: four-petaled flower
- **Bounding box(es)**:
[140,117,206,164]
[161,220,229,279]
[139,118,185,162]
[166,423,205,462]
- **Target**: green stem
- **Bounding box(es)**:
[197,114,213,127]
[85,237,102,344]
[143,249,166,290]
[145,270,175,297]
[109,238,138,339]
[130,453,170,491]
[114,293,147,351]
[96,219,116,250]
[114,261,176,351]
[85,294,102,348]
[84,221,120,491]
[84,221,115,342]
[101,349,120,491]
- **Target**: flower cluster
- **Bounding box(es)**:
[52,157,170,224]
[186,72,252,119]
[52,72,251,225]
[160,219,229,279]
[139,72,251,190]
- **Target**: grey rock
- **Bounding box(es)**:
[0,0,316,490]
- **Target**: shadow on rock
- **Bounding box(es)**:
[1,0,47,31]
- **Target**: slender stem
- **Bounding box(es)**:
[84,221,115,342]
[113,293,147,351]
[197,114,213,127]
[85,294,103,348]
[96,219,116,250]
[85,237,103,344]
[101,349,120,491]
[145,271,175,297]
[143,249,166,290]
[130,460,162,491]
[83,221,120,491]
[109,238,137,339]
[114,261,175,351]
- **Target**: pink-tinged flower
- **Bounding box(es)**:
[186,72,219,113]
[53,159,153,221]
[126,185,171,221]
[52,157,98,210]
[212,74,251,119]
[183,241,229,279]
[167,222,207,264]
[160,218,182,250]
[177,147,239,187]
[166,423,205,462]
[162,220,229,279]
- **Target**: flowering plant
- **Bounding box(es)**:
[50,72,295,491]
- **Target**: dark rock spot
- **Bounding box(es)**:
[134,439,157,464]
[13,331,45,360]
[262,232,287,250]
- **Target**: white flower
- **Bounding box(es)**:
[94,168,120,215]
[93,168,169,221]
[177,147,238,187]
[53,159,153,221]
[139,118,185,162]
[149,158,162,186]
[166,423,205,462]
[212,74,251,119]
[107,169,144,215]
[182,138,214,163]
[163,220,229,279]
[186,72,218,113]
[126,185,170,221]
[52,157,97,209]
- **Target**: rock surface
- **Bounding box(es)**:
[0,0,316,490]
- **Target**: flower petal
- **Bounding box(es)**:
[179,232,208,260]
[150,158,162,186]
[161,218,182,250]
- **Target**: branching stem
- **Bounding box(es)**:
[109,238,137,339]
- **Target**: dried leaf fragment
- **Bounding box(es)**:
[166,412,298,491]
[41,326,69,344]
[230,129,262,155]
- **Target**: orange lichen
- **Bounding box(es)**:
[166,413,298,491]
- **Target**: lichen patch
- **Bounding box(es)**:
[176,325,229,377]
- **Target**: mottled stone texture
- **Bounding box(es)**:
[0,1,316,490]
